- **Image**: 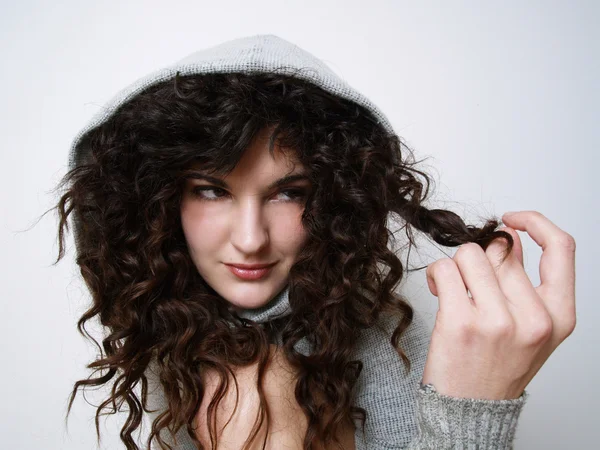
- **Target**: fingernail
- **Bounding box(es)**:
[504,211,517,217]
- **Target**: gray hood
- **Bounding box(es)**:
[68,33,395,170]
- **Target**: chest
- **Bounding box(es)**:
[192,347,356,450]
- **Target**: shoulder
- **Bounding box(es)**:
[353,306,432,369]
[351,307,433,448]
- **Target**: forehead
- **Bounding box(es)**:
[240,130,302,171]
[189,131,305,181]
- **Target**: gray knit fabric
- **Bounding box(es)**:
[68,34,529,448]
[68,34,395,170]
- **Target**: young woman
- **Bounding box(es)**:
[55,34,577,450]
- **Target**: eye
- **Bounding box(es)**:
[190,186,307,203]
[190,186,228,201]
[278,188,307,202]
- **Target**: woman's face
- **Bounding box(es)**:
[180,131,312,311]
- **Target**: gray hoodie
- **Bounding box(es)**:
[70,34,529,449]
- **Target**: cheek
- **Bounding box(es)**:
[273,209,308,251]
[180,204,224,250]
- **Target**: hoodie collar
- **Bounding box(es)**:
[235,284,292,323]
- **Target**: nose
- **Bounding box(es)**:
[230,196,270,255]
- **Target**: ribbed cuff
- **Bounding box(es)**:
[409,382,529,450]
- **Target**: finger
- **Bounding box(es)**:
[426,258,473,316]
[452,243,510,318]
[485,226,542,311]
[502,211,576,300]
[491,225,524,268]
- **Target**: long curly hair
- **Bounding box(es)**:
[52,69,514,450]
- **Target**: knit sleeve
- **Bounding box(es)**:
[351,308,529,450]
[405,382,529,450]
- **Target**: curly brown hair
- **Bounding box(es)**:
[52,70,514,450]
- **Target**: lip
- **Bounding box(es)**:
[225,263,275,280]
[225,262,276,270]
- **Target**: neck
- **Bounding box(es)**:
[235,285,292,324]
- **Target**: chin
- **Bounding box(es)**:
[214,284,273,310]
[230,295,273,310]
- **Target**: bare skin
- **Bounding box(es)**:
[193,345,356,450]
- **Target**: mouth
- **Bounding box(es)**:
[224,262,276,280]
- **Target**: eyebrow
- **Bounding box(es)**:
[187,172,310,190]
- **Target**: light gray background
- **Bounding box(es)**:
[1,1,597,449]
